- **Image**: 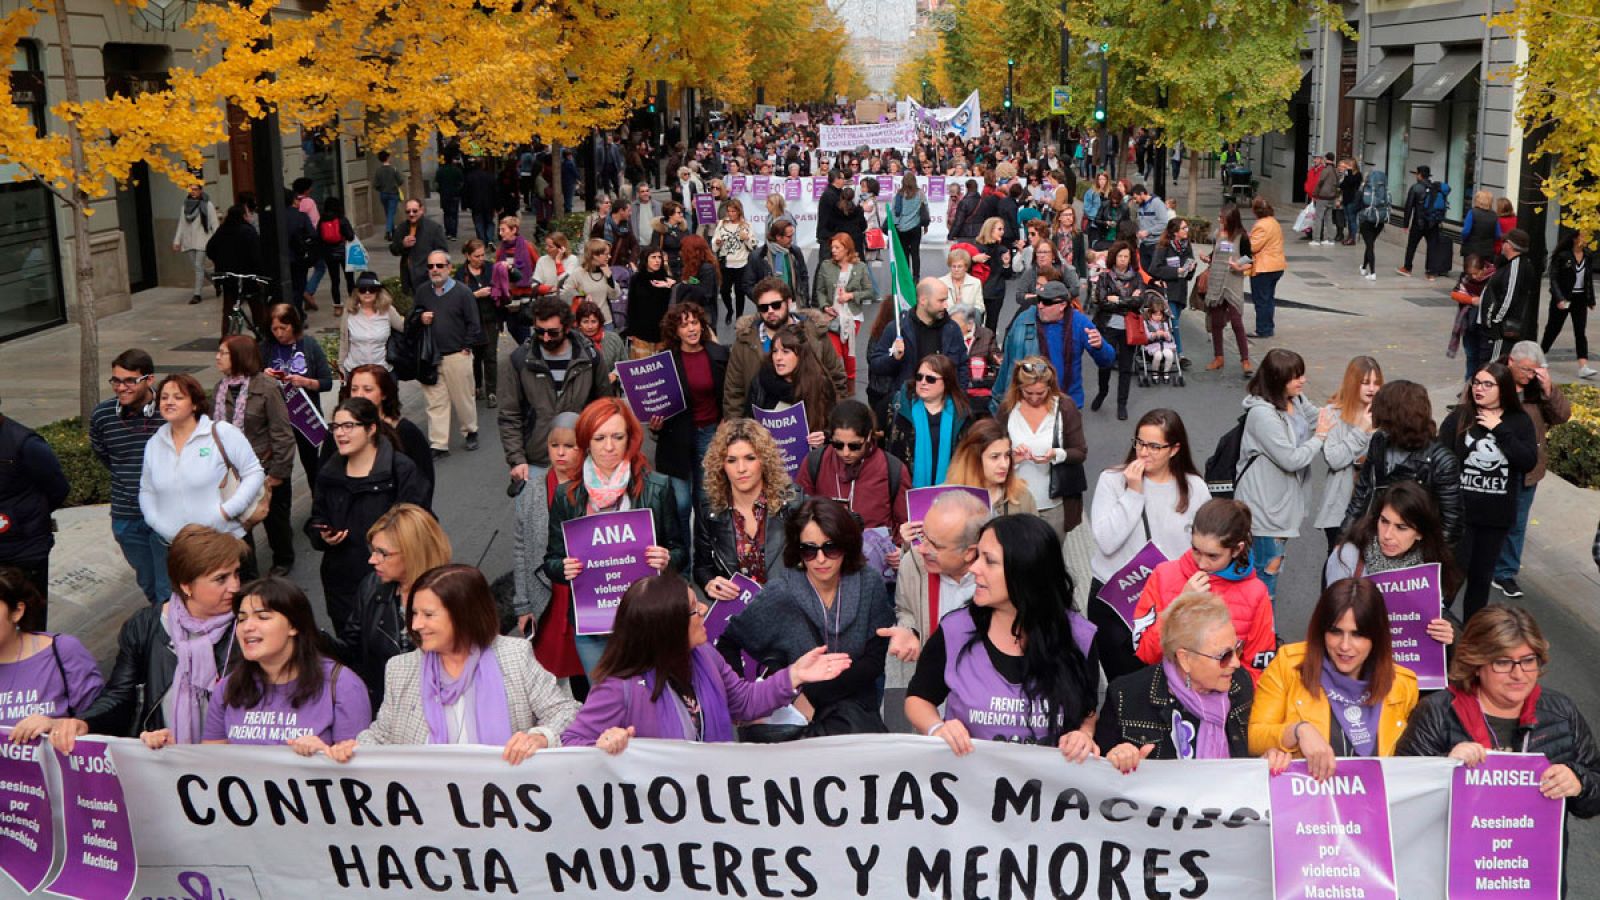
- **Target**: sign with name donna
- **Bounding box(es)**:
[613,351,686,423]
[79,739,1476,899]
[562,509,656,635]
[1365,563,1447,690]
[1447,753,1564,898]
[1269,760,1398,900]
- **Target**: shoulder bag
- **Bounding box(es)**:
[214,425,271,529]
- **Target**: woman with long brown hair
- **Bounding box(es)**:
[744,324,834,448]
[1203,204,1253,374]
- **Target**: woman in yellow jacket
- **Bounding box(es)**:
[1250,577,1419,779]
[1245,196,1286,339]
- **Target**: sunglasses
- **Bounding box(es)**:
[830,439,865,452]
[1018,361,1053,375]
[425,263,450,270]
[757,300,786,312]
[1185,641,1245,666]
[797,541,844,561]
[915,373,943,385]
[356,287,378,294]
[1037,296,1067,307]
[534,326,566,338]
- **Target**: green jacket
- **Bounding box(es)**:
[542,471,687,583]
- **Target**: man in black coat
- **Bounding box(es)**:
[0,402,69,626]
[813,168,849,284]
[462,159,499,244]
[388,199,450,297]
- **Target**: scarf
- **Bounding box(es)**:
[184,193,212,232]
[421,645,513,745]
[1162,658,1231,760]
[583,456,632,514]
[1360,535,1423,577]
[1320,658,1381,756]
[213,376,250,430]
[645,647,735,743]
[1208,549,1257,583]
[910,396,955,487]
[164,597,234,744]
[1449,684,1541,751]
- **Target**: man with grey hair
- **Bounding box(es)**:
[415,249,484,456]
[1492,340,1571,597]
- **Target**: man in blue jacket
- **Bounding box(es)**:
[991,281,1113,412]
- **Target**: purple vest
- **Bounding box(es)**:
[940,607,1097,744]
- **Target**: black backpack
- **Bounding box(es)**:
[1204,413,1259,498]
[804,447,903,498]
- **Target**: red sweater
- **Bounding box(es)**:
[796,447,908,535]
[1131,550,1277,684]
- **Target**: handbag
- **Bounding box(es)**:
[214,425,271,530]
[1047,404,1088,500]
[1194,266,1210,301]
[1124,312,1149,346]
[864,227,887,251]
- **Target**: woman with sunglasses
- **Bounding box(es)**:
[1438,363,1538,621]
[562,572,852,751]
[1252,578,1421,781]
[796,400,909,540]
[886,354,972,489]
[945,418,1036,516]
[999,355,1086,539]
[719,498,894,735]
[1099,591,1275,771]
[906,514,1101,757]
[1397,606,1599,865]
[336,271,404,385]
[1131,498,1276,684]
[745,324,834,449]
[307,398,431,634]
[1089,409,1209,679]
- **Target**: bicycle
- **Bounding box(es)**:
[213,272,272,341]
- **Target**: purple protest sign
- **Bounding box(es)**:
[928,176,947,203]
[811,177,828,200]
[693,193,718,229]
[45,740,136,900]
[1269,759,1399,900]
[783,178,801,202]
[283,386,327,446]
[614,351,686,423]
[729,175,748,195]
[752,405,809,478]
[1448,753,1563,898]
[0,734,52,893]
[904,485,990,523]
[703,575,762,678]
[1366,563,1447,691]
[1095,541,1169,630]
[752,175,771,197]
[563,509,657,635]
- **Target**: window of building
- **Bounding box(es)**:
[1,41,67,342]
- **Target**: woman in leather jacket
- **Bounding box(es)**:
[1090,241,1148,421]
[338,503,451,712]
[694,418,805,598]
[52,526,248,748]
[1343,379,1463,543]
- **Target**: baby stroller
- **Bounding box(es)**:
[1129,288,1185,388]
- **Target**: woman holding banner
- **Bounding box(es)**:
[342,503,451,712]
[1325,481,1462,648]
[944,418,1036,516]
[744,324,834,448]
[545,398,684,675]
[905,514,1101,756]
[1249,578,1419,779]
[886,354,972,490]
[1088,409,1209,679]
[561,572,852,750]
[695,419,805,600]
[331,565,578,762]
[1,567,103,743]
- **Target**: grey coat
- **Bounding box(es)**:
[1313,417,1373,530]
[356,636,578,748]
[1234,394,1324,538]
[511,474,554,619]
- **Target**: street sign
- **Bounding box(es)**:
[1050,85,1070,115]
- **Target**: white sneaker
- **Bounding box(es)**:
[1366,272,1377,281]
[1580,365,1598,378]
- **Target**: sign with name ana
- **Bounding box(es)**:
[1269,759,1399,900]
[1096,542,1169,631]
[562,509,657,635]
[45,740,136,900]
[1447,753,1564,898]
[1365,563,1447,691]
[904,485,990,524]
[0,732,52,893]
[613,351,687,423]
[752,405,809,478]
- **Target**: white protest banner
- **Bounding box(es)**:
[59,737,1475,898]
[818,122,917,152]
[728,176,948,251]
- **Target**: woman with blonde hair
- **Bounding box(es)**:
[1314,356,1382,551]
[813,233,872,383]
[559,239,620,326]
[1460,189,1500,266]
[945,418,1037,516]
[337,271,404,380]
[533,231,579,299]
[1000,355,1087,538]
[939,248,984,310]
[340,502,452,710]
[765,193,795,236]
[694,418,805,600]
[712,198,759,322]
[974,216,1012,331]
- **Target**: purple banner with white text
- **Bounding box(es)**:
[704,574,763,678]
[563,509,657,636]
[45,740,135,900]
[1365,563,1447,691]
[1447,753,1563,898]
[283,386,327,447]
[1096,541,1169,631]
[614,351,687,423]
[0,733,52,893]
[1269,759,1398,900]
[904,485,990,524]
[752,405,809,478]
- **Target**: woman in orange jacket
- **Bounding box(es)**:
[1246,196,1286,338]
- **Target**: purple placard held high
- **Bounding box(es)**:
[752,405,809,478]
[0,733,52,893]
[614,351,687,423]
[45,740,136,900]
[1095,541,1169,630]
[904,485,990,524]
[784,178,801,202]
[729,175,749,195]
[752,175,771,198]
[1448,753,1563,898]
[1269,759,1399,900]
[563,509,658,635]
[693,193,718,229]
[927,176,947,203]
[1365,563,1447,690]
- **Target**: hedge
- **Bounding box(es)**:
[1547,382,1600,490]
[36,418,111,508]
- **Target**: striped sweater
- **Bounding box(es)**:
[89,397,163,520]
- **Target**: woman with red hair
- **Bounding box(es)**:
[543,397,686,673]
[676,235,720,313]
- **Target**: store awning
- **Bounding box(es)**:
[1399,50,1480,103]
[1344,53,1413,100]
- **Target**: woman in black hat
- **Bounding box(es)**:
[337,270,405,385]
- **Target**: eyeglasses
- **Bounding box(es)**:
[534,326,566,338]
[1471,379,1498,389]
[830,439,865,452]
[797,541,844,561]
[1489,654,1542,674]
[329,421,365,433]
[915,373,943,385]
[369,545,400,560]
[108,375,151,387]
[1185,641,1244,666]
[757,300,786,312]
[425,263,450,270]
[1132,438,1173,452]
[1036,296,1067,307]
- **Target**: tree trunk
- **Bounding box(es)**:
[551,141,565,218]
[52,0,101,426]
[1186,148,1200,218]
[405,126,425,202]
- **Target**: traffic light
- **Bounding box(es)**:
[1099,42,1109,53]
[1004,58,1015,110]
[1094,54,1108,122]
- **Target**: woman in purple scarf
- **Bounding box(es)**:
[561,572,851,751]
[329,565,578,764]
[1098,591,1284,771]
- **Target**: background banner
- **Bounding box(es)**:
[704,175,950,251]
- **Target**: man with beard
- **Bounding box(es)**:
[498,296,615,484]
[869,277,970,395]
[722,277,848,420]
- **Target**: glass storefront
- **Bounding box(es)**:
[2,43,66,342]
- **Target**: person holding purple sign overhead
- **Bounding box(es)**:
[906,515,1102,756]
[1250,579,1420,780]
[0,568,102,743]
[1088,409,1209,679]
[695,419,805,600]
[1325,481,1462,645]
[561,573,852,751]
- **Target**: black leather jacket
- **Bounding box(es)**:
[77,604,234,737]
[542,471,687,584]
[333,571,409,712]
[1343,431,1464,544]
[692,492,804,591]
[1095,664,1253,760]
[1397,687,1600,819]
